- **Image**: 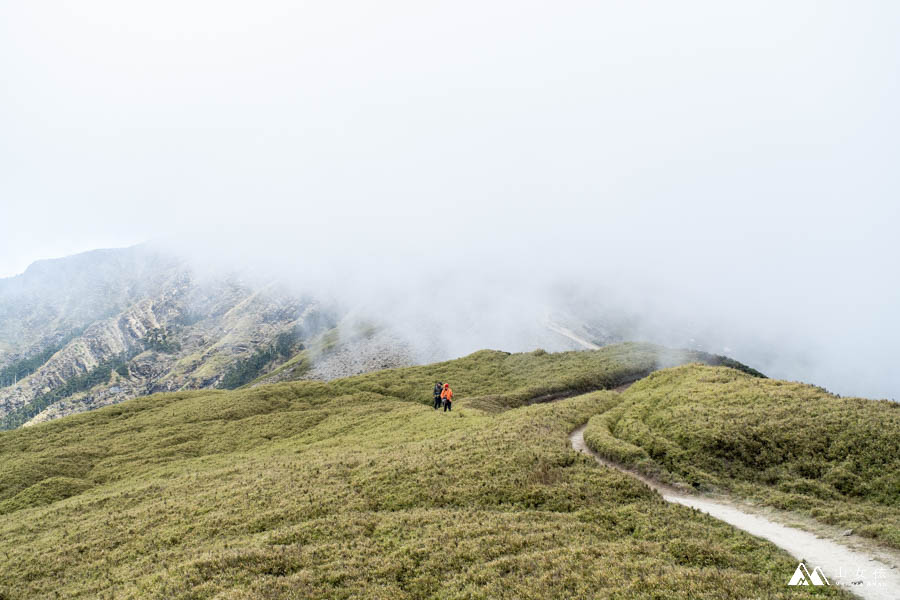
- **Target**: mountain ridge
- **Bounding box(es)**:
[0,247,343,428]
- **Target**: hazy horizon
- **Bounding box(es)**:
[2,1,899,399]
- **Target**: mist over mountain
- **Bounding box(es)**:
[157,227,900,402]
[0,242,617,427]
[0,232,895,429]
[3,1,899,410]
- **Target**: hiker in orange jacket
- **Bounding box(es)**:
[440,383,453,412]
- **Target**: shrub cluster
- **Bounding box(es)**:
[141,327,181,354]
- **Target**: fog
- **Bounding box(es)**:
[1,1,898,398]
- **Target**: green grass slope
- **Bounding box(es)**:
[0,345,846,599]
[584,364,900,549]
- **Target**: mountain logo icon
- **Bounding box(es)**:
[788,562,830,586]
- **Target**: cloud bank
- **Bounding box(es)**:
[1,1,898,398]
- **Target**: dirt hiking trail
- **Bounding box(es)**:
[570,423,900,599]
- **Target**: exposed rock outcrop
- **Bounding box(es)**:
[0,248,333,427]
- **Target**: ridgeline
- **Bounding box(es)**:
[0,344,855,599]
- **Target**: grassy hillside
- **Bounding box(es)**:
[0,345,846,599]
[584,364,900,548]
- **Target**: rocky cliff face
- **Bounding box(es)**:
[0,247,337,428]
[0,247,180,358]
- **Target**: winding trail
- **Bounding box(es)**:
[570,424,900,599]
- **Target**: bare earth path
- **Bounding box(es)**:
[570,424,900,599]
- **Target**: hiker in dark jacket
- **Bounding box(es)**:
[433,382,443,410]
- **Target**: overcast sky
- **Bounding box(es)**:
[1,1,899,397]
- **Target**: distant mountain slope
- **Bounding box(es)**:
[0,247,339,428]
[0,246,179,357]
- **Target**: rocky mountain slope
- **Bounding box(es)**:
[0,246,344,428]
